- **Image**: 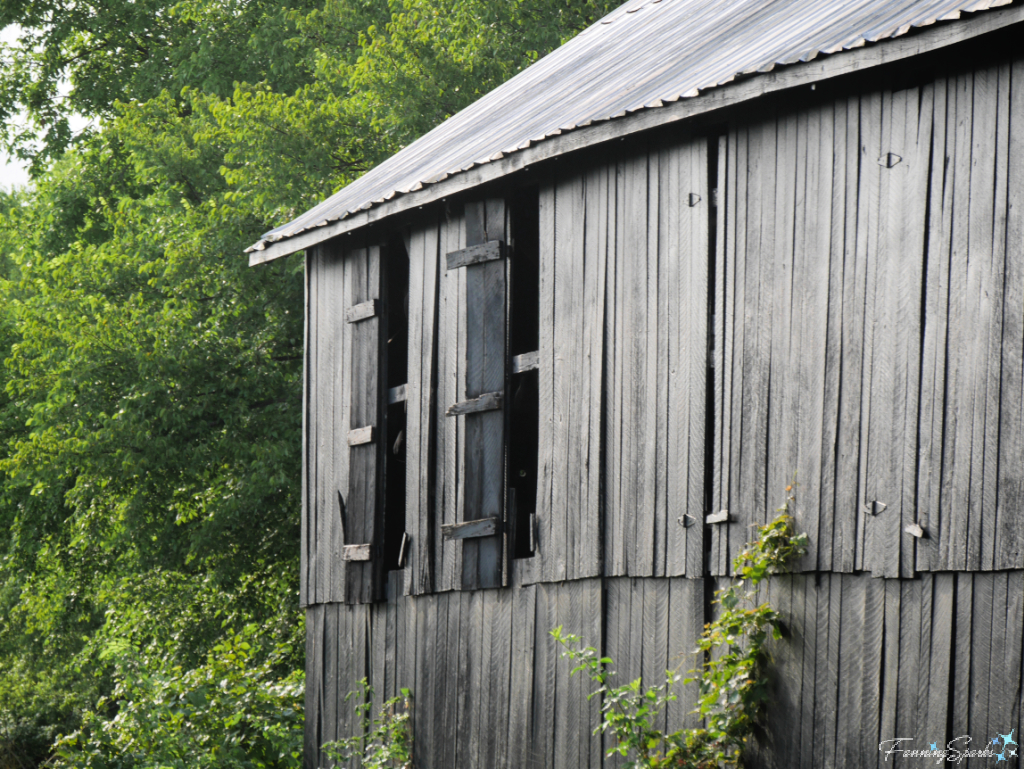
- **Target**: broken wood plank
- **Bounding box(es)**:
[345,298,379,323]
[441,516,500,541]
[347,425,375,446]
[342,543,372,561]
[446,391,503,417]
[511,350,539,374]
[446,240,504,270]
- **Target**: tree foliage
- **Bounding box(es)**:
[0,0,620,765]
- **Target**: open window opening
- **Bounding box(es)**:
[508,187,540,558]
[383,238,409,571]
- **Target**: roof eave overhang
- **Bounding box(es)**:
[248,1,1024,267]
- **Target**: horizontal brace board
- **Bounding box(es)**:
[446,240,504,270]
[446,391,503,417]
[441,516,500,541]
[347,425,375,446]
[342,544,372,561]
[706,510,730,524]
[388,384,407,405]
[511,350,540,374]
[346,299,379,323]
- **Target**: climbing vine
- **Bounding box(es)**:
[553,488,808,768]
[321,679,413,769]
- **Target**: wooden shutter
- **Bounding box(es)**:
[343,244,386,603]
[441,200,508,590]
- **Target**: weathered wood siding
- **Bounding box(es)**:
[712,56,1024,577]
[306,570,1024,768]
[305,577,705,769]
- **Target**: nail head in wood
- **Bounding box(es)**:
[905,522,925,539]
[445,240,504,270]
[688,192,702,207]
[346,299,378,323]
[512,350,540,374]
[441,516,500,541]
[863,500,888,516]
[446,391,503,417]
[342,544,372,561]
[347,425,375,446]
[706,509,730,524]
[677,514,697,528]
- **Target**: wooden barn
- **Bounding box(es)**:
[248,0,1024,765]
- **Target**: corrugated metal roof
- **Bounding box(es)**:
[249,0,1013,254]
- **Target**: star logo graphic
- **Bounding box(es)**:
[992,737,1000,746]
[1000,729,1017,748]
[930,743,938,751]
[997,752,1006,762]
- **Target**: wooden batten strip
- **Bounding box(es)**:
[511,350,540,374]
[441,516,500,540]
[446,391,503,416]
[346,299,378,323]
[445,240,504,270]
[347,425,375,445]
[342,543,372,561]
[388,384,407,405]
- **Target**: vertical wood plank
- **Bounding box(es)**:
[532,583,556,769]
[322,604,339,762]
[943,74,976,572]
[305,607,322,769]
[834,95,865,574]
[406,219,440,595]
[490,587,514,768]
[442,590,462,767]
[666,577,703,731]
[686,138,709,577]
[537,182,557,584]
[967,68,1002,574]
[917,76,952,573]
[581,579,604,768]
[509,585,537,768]
[951,573,973,739]
[712,133,730,577]
[835,575,865,766]
[301,252,312,607]
[581,164,608,580]
[854,91,884,573]
[927,573,955,747]
[326,246,345,604]
[996,58,1024,571]
[436,209,464,592]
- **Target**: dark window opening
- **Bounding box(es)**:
[383,240,409,571]
[508,187,540,558]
